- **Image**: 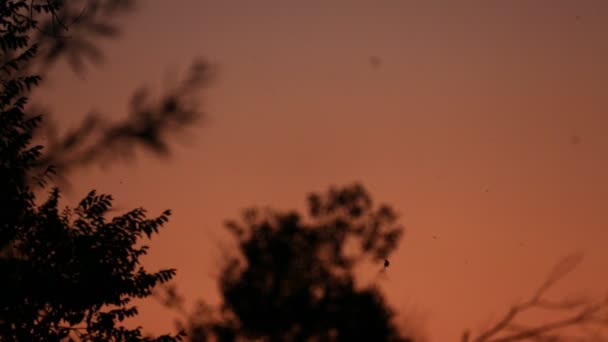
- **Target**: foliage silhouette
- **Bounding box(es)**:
[35,57,212,181]
[161,183,413,342]
[1,0,135,77]
[3,0,214,181]
[1,1,183,340]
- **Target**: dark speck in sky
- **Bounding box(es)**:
[570,135,582,146]
[369,56,382,68]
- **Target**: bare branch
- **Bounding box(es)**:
[488,304,602,342]
[465,253,608,342]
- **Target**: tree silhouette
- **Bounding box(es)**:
[1,1,183,340]
[162,183,413,342]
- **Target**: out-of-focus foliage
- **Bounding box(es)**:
[2,0,214,181]
[1,1,183,340]
[1,0,136,76]
[35,57,212,179]
[162,184,413,342]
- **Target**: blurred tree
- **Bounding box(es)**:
[1,1,184,340]
[161,183,414,342]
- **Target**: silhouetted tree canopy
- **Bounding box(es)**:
[1,1,183,340]
[163,184,412,342]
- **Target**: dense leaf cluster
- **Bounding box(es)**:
[1,1,182,340]
[178,184,411,342]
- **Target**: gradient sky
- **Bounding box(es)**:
[40,1,608,340]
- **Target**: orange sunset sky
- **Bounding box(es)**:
[38,1,608,340]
